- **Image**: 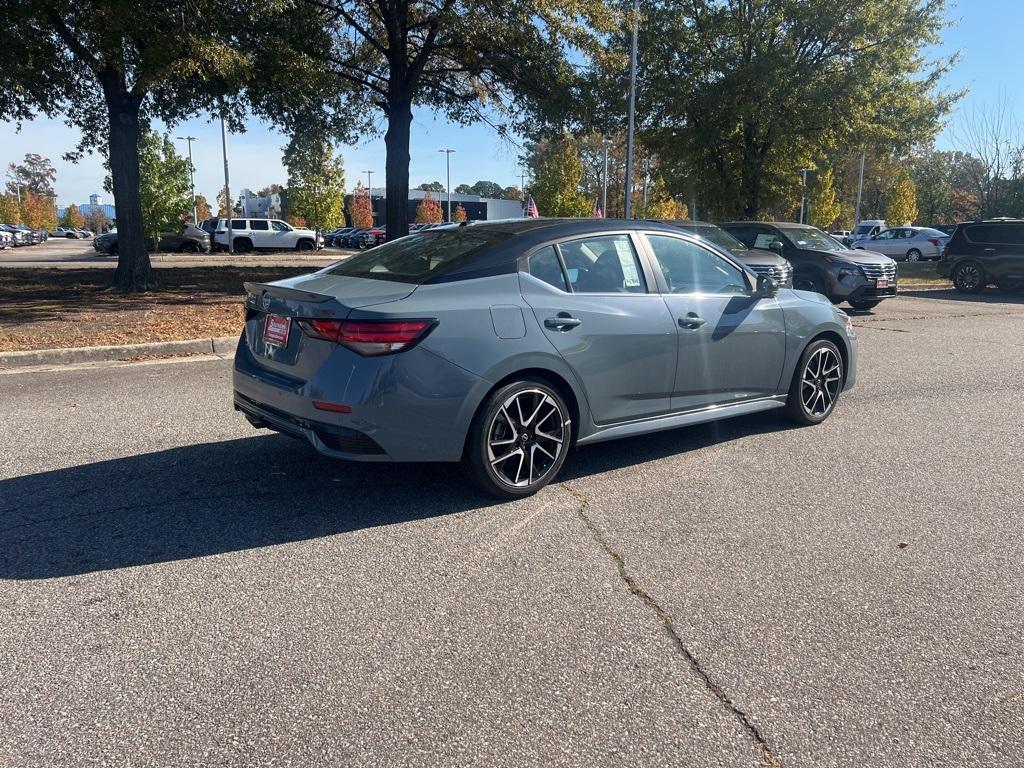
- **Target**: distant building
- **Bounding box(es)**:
[361,188,522,225]
[89,193,103,206]
[58,194,116,226]
[240,191,283,219]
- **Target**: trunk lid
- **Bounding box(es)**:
[242,274,417,379]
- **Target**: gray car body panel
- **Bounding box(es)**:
[233,219,857,463]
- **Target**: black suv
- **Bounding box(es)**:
[937,219,1024,293]
[721,221,898,310]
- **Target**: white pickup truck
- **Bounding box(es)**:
[210,218,323,252]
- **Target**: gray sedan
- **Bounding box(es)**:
[233,219,857,497]
[854,227,949,261]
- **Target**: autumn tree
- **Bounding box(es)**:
[808,169,841,229]
[195,195,213,222]
[284,131,346,230]
[62,203,85,229]
[86,208,110,234]
[415,192,443,223]
[503,186,523,201]
[20,193,55,230]
[6,154,57,197]
[532,140,590,217]
[0,194,21,223]
[452,203,468,222]
[887,169,918,225]
[347,183,375,228]
[0,1,251,290]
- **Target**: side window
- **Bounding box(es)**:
[874,230,894,240]
[249,219,269,231]
[726,226,756,247]
[647,235,749,295]
[964,225,994,244]
[527,246,568,291]
[752,231,782,250]
[231,220,246,230]
[558,235,646,294]
[271,220,290,232]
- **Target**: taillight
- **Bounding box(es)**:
[296,318,436,356]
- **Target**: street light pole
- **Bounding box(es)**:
[602,137,610,217]
[439,149,455,221]
[623,0,640,218]
[364,170,373,192]
[219,109,233,254]
[176,135,198,223]
[799,168,811,224]
[642,157,650,211]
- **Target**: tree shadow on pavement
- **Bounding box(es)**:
[0,412,789,580]
[895,288,1024,304]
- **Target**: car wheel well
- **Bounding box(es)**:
[806,330,849,384]
[464,367,581,457]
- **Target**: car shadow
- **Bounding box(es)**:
[896,288,1024,304]
[0,413,790,581]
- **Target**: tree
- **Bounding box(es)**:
[195,195,213,223]
[808,169,841,229]
[417,181,446,192]
[503,185,523,201]
[454,184,474,195]
[452,203,468,222]
[20,193,55,230]
[0,194,20,223]
[6,154,56,197]
[531,140,591,217]
[129,130,193,245]
[62,203,85,229]
[887,169,918,225]
[258,0,613,241]
[86,207,110,234]
[0,2,250,290]
[347,183,375,228]
[415,192,443,223]
[284,131,346,230]
[614,0,956,219]
[954,98,1024,219]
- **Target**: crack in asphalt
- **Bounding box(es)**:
[563,485,783,767]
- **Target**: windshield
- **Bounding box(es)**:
[854,224,875,235]
[325,228,511,283]
[676,224,745,250]
[777,225,845,251]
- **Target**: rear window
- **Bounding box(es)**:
[325,228,510,283]
[964,224,1024,245]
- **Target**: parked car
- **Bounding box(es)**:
[339,228,370,248]
[652,219,793,287]
[49,227,80,238]
[359,226,387,248]
[93,225,211,254]
[721,221,897,311]
[323,227,351,247]
[1,224,34,246]
[233,219,857,497]
[0,229,13,249]
[854,226,949,261]
[212,218,323,252]
[937,219,1024,294]
[849,219,886,246]
[830,230,853,246]
[76,229,93,239]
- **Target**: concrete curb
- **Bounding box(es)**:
[0,336,238,368]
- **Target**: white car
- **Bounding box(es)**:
[0,229,13,249]
[849,219,886,247]
[212,218,323,252]
[50,227,82,238]
[853,226,950,261]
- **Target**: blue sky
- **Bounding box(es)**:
[0,0,1015,206]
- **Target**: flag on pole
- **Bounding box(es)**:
[593,199,603,219]
[526,196,539,218]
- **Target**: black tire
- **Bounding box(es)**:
[793,272,826,296]
[66,233,76,239]
[233,238,253,254]
[784,338,845,426]
[848,299,880,311]
[464,378,572,498]
[952,260,985,293]
[296,239,315,251]
[905,248,922,262]
[181,241,201,253]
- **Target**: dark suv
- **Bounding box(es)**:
[937,219,1024,293]
[721,221,897,310]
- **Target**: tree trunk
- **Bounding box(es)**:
[103,81,152,292]
[384,98,413,239]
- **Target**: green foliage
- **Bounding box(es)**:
[138,130,192,242]
[503,186,523,201]
[887,169,918,225]
[635,175,684,219]
[532,140,591,217]
[6,154,56,197]
[455,181,506,198]
[415,193,443,224]
[809,169,841,229]
[417,181,446,193]
[61,203,85,229]
[283,132,346,230]
[347,184,375,229]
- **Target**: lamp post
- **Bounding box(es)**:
[364,170,373,192]
[799,168,812,224]
[439,149,455,221]
[219,108,232,254]
[623,0,640,218]
[602,137,611,217]
[176,135,198,223]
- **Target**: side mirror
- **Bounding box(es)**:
[755,274,780,298]
[768,240,784,254]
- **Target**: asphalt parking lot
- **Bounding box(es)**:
[2,289,1022,767]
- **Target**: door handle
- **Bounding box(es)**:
[678,313,706,329]
[983,247,996,252]
[545,313,582,331]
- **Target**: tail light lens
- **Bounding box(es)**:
[296,318,437,356]
[928,238,940,247]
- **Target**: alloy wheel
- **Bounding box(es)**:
[486,388,566,489]
[800,347,842,418]
[906,249,921,262]
[954,262,981,292]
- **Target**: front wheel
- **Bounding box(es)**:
[785,339,844,426]
[952,261,985,293]
[296,239,315,251]
[464,379,572,498]
[848,299,880,311]
[906,248,922,262]
[793,273,825,295]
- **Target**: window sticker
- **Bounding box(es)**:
[613,240,642,287]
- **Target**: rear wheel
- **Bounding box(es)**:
[181,241,201,253]
[784,339,844,426]
[233,238,253,254]
[952,261,985,293]
[465,379,571,498]
[848,299,880,311]
[296,239,315,251]
[906,248,922,262]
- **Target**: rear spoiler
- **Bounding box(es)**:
[243,281,332,305]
